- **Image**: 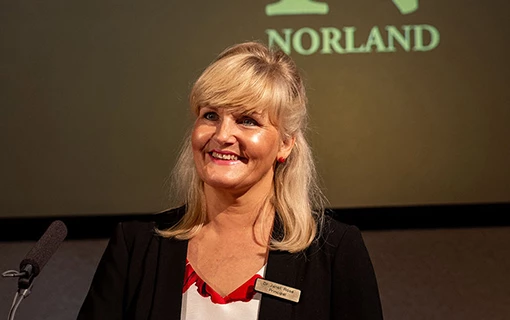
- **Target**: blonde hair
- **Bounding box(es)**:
[157,41,326,253]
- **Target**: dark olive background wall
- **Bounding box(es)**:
[2,0,509,218]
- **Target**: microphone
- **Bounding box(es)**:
[2,220,68,320]
[18,220,68,289]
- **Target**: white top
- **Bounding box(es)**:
[181,261,267,320]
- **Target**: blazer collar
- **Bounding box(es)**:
[149,236,188,319]
[148,209,306,320]
[258,215,307,320]
[149,207,189,319]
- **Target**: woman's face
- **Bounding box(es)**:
[192,106,290,196]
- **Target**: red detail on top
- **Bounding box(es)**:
[182,260,263,304]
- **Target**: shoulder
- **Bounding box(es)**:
[310,214,366,256]
[319,216,383,318]
[117,206,186,243]
[319,214,361,242]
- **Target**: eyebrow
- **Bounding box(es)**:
[242,110,263,116]
[200,105,265,117]
[199,105,217,111]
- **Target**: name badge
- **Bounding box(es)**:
[254,278,301,303]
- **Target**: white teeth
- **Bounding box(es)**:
[211,151,239,161]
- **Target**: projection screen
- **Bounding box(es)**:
[1,0,509,217]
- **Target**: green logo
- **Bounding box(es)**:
[266,0,329,16]
[264,0,437,55]
[392,0,419,14]
[266,0,419,16]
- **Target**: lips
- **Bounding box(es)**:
[211,151,238,161]
[209,150,242,161]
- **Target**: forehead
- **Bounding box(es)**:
[191,62,284,121]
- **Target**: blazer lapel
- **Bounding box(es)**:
[258,217,307,320]
[149,236,188,320]
[144,209,306,320]
[258,250,306,320]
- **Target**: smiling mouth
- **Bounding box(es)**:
[210,151,239,161]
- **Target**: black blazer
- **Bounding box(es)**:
[78,207,383,320]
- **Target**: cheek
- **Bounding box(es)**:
[249,132,262,145]
[248,131,279,157]
[191,125,210,151]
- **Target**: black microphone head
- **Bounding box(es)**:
[20,220,68,276]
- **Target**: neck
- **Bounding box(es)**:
[202,180,275,241]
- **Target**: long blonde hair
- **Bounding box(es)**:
[157,41,326,253]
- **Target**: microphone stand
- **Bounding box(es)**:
[2,220,67,319]
[2,269,35,320]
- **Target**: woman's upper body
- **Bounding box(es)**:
[78,41,384,319]
[77,206,383,320]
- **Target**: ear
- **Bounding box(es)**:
[277,135,296,160]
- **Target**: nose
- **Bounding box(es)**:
[214,117,237,144]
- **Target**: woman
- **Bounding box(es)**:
[78,41,383,319]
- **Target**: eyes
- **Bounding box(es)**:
[202,111,260,127]
[239,116,259,127]
[203,112,219,121]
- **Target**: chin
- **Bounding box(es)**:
[205,180,242,190]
